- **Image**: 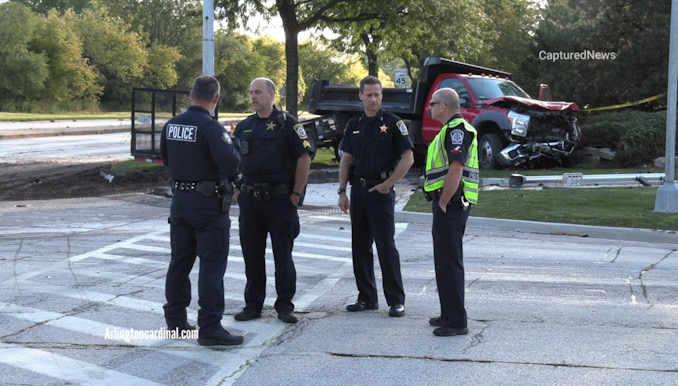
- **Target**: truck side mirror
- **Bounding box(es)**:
[460,97,471,108]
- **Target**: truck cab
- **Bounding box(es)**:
[308,57,582,169]
[416,59,582,169]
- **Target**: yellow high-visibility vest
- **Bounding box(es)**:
[424,117,479,205]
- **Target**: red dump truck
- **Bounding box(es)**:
[307,57,582,169]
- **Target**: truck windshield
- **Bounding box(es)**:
[466,78,530,100]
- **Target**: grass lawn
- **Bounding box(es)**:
[405,185,678,231]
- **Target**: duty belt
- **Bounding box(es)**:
[172,180,221,196]
[354,177,384,189]
[423,188,463,204]
[240,183,292,201]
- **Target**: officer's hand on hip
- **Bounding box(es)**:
[338,194,349,214]
[368,182,391,195]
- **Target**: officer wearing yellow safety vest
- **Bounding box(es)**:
[423,87,479,337]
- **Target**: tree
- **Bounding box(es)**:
[9,0,90,14]
[93,0,201,92]
[213,33,270,112]
[215,0,380,117]
[144,44,181,89]
[29,9,100,102]
[524,0,670,108]
[466,0,538,79]
[321,0,487,83]
[0,3,49,101]
[298,41,365,107]
[66,7,149,105]
[93,0,202,47]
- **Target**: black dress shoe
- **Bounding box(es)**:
[346,300,378,312]
[388,304,405,317]
[234,309,262,321]
[429,317,442,326]
[278,312,298,324]
[197,329,244,346]
[433,326,468,337]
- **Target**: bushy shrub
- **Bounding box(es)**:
[579,110,675,166]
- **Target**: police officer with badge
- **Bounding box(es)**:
[423,87,479,337]
[233,77,314,324]
[338,75,414,318]
[160,75,243,346]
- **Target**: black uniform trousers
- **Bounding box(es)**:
[164,191,230,334]
[238,191,299,314]
[349,183,405,306]
[432,200,471,329]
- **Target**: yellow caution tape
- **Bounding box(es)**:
[582,93,667,112]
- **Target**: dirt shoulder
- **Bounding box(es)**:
[0,162,340,202]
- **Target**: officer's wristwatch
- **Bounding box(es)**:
[337,188,346,195]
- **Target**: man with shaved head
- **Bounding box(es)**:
[423,87,479,336]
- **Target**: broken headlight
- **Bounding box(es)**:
[508,111,530,137]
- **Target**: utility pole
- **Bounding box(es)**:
[655,0,678,212]
[203,0,215,76]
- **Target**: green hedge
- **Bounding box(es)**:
[579,111,674,167]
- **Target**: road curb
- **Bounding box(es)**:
[395,210,678,244]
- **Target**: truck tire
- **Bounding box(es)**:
[478,133,502,170]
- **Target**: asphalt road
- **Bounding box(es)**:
[1,120,677,384]
[1,192,677,385]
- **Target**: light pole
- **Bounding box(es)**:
[203,0,214,76]
[655,0,678,212]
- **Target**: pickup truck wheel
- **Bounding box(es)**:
[478,133,502,170]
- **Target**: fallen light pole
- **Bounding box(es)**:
[508,172,666,188]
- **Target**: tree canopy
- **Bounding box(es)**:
[0,0,671,114]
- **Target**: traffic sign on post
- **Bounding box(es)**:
[395,69,408,88]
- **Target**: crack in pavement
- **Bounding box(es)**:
[464,320,489,353]
[638,250,676,303]
[327,352,678,373]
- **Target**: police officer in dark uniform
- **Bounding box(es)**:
[424,87,479,337]
[338,75,414,317]
[233,77,314,324]
[160,75,243,346]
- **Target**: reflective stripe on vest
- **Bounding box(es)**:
[424,117,479,205]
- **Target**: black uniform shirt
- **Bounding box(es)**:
[160,105,240,182]
[340,109,414,179]
[234,107,314,184]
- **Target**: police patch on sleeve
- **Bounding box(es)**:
[294,124,308,139]
[450,129,464,145]
[396,120,408,135]
[222,132,232,144]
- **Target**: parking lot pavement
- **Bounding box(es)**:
[1,192,677,385]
